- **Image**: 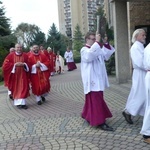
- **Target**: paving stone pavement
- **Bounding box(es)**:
[0,63,150,150]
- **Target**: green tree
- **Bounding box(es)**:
[71,24,84,63]
[0,1,11,36]
[60,34,71,48]
[47,23,62,54]
[105,24,114,41]
[0,34,17,66]
[14,23,40,49]
[31,31,46,46]
[59,34,71,56]
[0,1,16,67]
[72,24,83,52]
[0,34,16,49]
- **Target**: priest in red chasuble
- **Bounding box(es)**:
[28,45,51,105]
[2,44,30,109]
[47,47,56,76]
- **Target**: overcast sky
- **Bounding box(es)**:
[1,0,59,35]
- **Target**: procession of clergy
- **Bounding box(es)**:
[2,29,150,143]
[2,44,77,109]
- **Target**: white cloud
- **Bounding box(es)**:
[1,0,59,35]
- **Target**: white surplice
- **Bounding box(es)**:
[140,43,150,135]
[64,51,74,63]
[80,42,115,94]
[55,55,64,73]
[125,41,146,116]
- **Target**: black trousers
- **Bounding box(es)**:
[143,135,150,139]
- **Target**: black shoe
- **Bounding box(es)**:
[9,94,14,100]
[122,111,133,124]
[17,105,22,109]
[41,96,46,102]
[99,123,114,131]
[21,105,28,109]
[143,135,150,139]
[37,101,42,105]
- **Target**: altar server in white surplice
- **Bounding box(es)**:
[64,47,77,71]
[140,43,150,144]
[122,29,146,124]
[80,32,115,131]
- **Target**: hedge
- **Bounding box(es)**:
[0,67,3,82]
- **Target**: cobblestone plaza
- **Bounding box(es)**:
[0,64,149,150]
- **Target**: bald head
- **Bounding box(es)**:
[15,43,22,54]
[9,47,15,53]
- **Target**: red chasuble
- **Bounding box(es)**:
[49,51,56,73]
[40,50,51,76]
[40,50,50,60]
[2,52,29,99]
[28,52,51,96]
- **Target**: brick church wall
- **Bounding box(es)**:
[129,2,150,30]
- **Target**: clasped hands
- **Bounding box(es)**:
[15,62,24,67]
[36,61,41,67]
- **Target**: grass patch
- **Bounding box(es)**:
[0,81,4,86]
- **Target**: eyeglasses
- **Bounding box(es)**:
[88,38,96,41]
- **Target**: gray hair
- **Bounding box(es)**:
[131,29,145,43]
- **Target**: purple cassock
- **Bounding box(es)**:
[82,91,112,126]
[67,62,77,71]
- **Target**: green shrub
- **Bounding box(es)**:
[105,53,115,75]
[0,67,3,82]
[0,48,8,67]
[73,50,81,63]
[74,56,81,63]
